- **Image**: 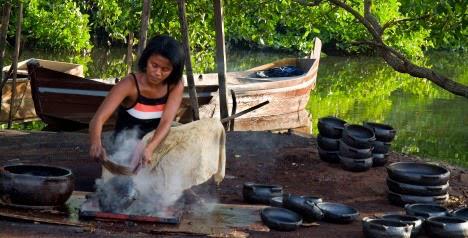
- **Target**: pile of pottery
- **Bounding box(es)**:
[316,116,346,163]
[362,204,468,238]
[386,162,451,206]
[363,122,396,166]
[242,182,359,231]
[317,116,397,172]
[338,124,376,172]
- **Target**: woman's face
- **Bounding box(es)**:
[145,54,173,85]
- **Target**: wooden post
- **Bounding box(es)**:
[126,32,134,74]
[7,3,22,128]
[176,0,199,120]
[0,3,12,118]
[137,0,151,59]
[0,3,12,86]
[213,0,229,127]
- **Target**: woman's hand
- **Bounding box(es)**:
[142,144,156,165]
[90,143,107,161]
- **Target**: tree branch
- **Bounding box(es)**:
[382,14,431,32]
[295,0,468,97]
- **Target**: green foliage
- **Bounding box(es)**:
[3,0,465,62]
[399,0,467,51]
[0,120,46,130]
[22,0,92,52]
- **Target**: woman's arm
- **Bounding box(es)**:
[89,77,134,160]
[142,80,184,164]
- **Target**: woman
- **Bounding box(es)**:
[89,35,185,164]
[89,36,225,208]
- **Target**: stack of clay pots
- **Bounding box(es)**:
[363,122,396,166]
[386,162,451,206]
[317,116,347,163]
[338,124,376,172]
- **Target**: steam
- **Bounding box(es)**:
[107,129,141,167]
[95,128,220,216]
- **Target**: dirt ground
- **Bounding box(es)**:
[0,130,466,237]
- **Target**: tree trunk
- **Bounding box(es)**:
[126,32,133,74]
[137,0,151,59]
[0,3,12,84]
[7,3,22,128]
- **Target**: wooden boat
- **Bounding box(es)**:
[27,61,218,131]
[27,38,321,131]
[1,59,83,123]
[193,37,322,131]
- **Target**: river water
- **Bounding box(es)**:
[5,48,467,167]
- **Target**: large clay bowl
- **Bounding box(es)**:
[0,164,75,207]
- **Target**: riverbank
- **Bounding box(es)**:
[0,129,466,237]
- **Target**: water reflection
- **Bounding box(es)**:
[309,54,467,167]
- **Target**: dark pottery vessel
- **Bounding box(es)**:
[317,116,347,139]
[452,207,468,220]
[381,214,423,237]
[339,155,373,172]
[386,162,450,186]
[372,153,389,167]
[404,204,449,219]
[387,177,449,196]
[363,122,396,142]
[260,207,302,231]
[316,202,359,224]
[0,164,75,207]
[318,147,340,163]
[425,216,468,238]
[317,134,340,151]
[362,217,412,238]
[388,191,448,207]
[243,182,283,204]
[342,124,376,149]
[283,194,324,221]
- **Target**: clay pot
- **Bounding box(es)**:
[0,164,75,207]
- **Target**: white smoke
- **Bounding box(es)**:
[96,128,220,217]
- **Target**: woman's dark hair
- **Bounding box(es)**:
[138,35,185,86]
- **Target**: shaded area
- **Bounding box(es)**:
[0,130,467,237]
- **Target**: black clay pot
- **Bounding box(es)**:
[371,140,392,154]
[363,122,396,142]
[318,147,340,163]
[243,182,283,204]
[317,134,340,151]
[270,196,283,207]
[362,217,412,238]
[386,162,450,186]
[381,214,423,237]
[452,207,468,220]
[425,216,468,238]
[388,190,448,207]
[372,153,389,167]
[387,177,449,196]
[283,194,324,222]
[316,202,359,224]
[260,207,302,231]
[339,140,373,159]
[317,116,347,139]
[404,203,449,219]
[0,164,75,207]
[342,124,376,149]
[339,155,373,172]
